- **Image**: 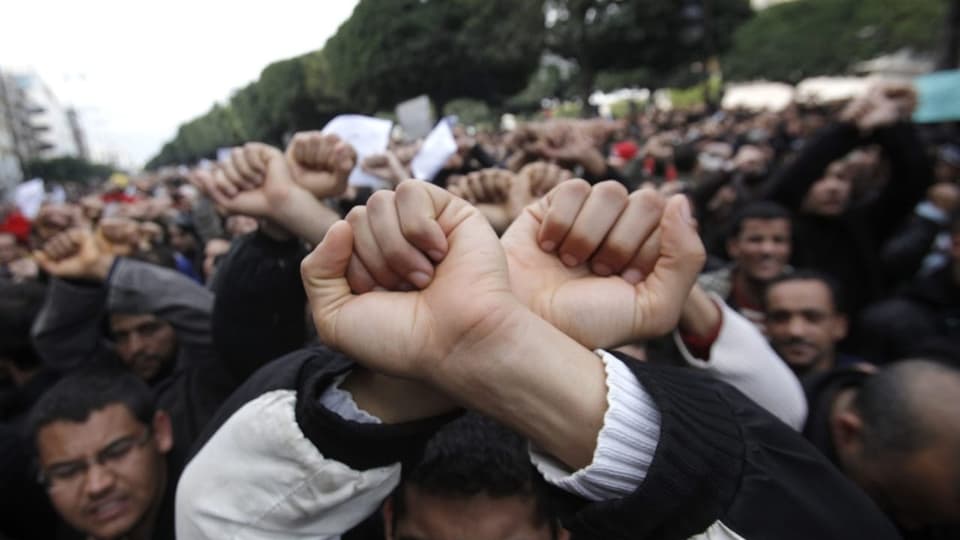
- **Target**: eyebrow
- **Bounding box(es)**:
[44,433,139,468]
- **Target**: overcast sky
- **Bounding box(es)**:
[1,0,359,168]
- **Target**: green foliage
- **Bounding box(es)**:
[546,0,753,96]
[723,0,947,83]
[443,98,494,126]
[24,157,117,183]
[324,0,546,111]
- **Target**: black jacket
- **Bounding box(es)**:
[183,347,900,540]
[764,122,932,318]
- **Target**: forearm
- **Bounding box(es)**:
[340,368,457,424]
[678,284,721,340]
[433,308,609,470]
[272,185,341,245]
[31,278,109,371]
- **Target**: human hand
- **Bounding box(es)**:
[361,151,409,187]
[201,143,296,220]
[501,182,705,349]
[34,228,115,281]
[97,217,141,256]
[301,180,521,380]
[285,132,356,199]
[7,257,39,282]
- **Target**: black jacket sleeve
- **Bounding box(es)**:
[864,122,934,242]
[561,355,902,540]
[763,122,863,210]
[210,231,309,386]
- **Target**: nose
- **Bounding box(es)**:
[786,316,808,338]
[84,463,117,497]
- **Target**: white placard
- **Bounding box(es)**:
[13,178,45,219]
[410,120,458,182]
[322,115,394,189]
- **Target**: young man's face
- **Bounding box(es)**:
[384,485,566,540]
[727,218,791,282]
[110,314,177,382]
[36,404,172,540]
[765,279,847,374]
[803,161,853,216]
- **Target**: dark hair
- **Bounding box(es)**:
[0,281,48,370]
[727,201,791,240]
[853,359,960,460]
[26,367,155,448]
[393,413,559,534]
[764,269,845,315]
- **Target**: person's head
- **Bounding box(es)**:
[28,369,173,540]
[166,216,198,256]
[802,159,853,216]
[202,237,231,283]
[764,271,847,375]
[726,202,792,283]
[833,360,960,529]
[0,231,21,265]
[383,413,567,540]
[109,313,177,383]
[0,281,47,385]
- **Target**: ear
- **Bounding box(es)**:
[381,496,395,540]
[151,410,174,454]
[558,527,572,540]
[831,314,849,341]
[831,409,864,455]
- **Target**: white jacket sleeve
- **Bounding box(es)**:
[175,388,399,540]
[673,296,807,430]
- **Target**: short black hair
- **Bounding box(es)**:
[26,367,155,449]
[727,201,791,240]
[393,412,559,533]
[0,281,47,370]
[853,359,960,460]
[764,269,845,315]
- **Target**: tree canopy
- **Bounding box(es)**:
[723,0,947,83]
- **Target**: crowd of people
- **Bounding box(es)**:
[1,79,960,540]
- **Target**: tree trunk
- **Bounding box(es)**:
[578,63,597,118]
[939,0,960,70]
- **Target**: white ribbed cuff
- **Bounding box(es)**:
[530,350,661,501]
[318,372,383,424]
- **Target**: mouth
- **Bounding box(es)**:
[87,496,131,523]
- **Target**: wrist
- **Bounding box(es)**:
[92,254,117,282]
[580,150,607,178]
[433,306,608,469]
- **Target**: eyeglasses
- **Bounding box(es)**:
[38,429,153,491]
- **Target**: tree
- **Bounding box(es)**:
[545,0,753,101]
[324,0,546,112]
[723,0,947,83]
[24,157,117,183]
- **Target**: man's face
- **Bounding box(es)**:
[36,404,172,540]
[803,161,853,216]
[0,233,20,265]
[727,218,791,282]
[110,314,177,382]
[384,486,563,540]
[765,279,847,374]
[202,238,231,281]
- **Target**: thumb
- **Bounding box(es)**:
[639,195,705,333]
[301,221,355,334]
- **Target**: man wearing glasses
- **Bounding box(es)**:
[27,368,175,540]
